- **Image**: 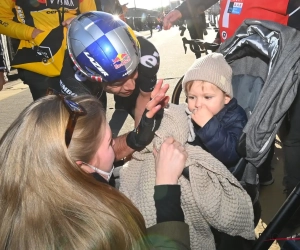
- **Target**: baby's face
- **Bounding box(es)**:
[187,81,231,115]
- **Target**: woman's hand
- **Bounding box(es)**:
[153,137,188,185]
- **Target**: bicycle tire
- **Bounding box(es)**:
[171,75,184,104]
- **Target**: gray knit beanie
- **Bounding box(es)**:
[182,53,233,98]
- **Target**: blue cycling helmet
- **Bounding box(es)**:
[67,11,141,83]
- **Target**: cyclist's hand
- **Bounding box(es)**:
[146,79,169,118]
[191,105,213,127]
[153,137,188,185]
[163,10,182,30]
[126,80,169,151]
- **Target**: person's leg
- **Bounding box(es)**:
[0,50,6,91]
[18,69,60,101]
[283,85,300,196]
[282,85,300,229]
[0,70,5,91]
[257,141,275,186]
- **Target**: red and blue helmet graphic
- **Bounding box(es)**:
[67,11,141,83]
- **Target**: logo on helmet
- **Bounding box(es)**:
[83,52,109,77]
[112,53,131,69]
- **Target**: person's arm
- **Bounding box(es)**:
[163,0,218,30]
[114,80,170,160]
[154,185,184,223]
[146,137,190,249]
[0,0,35,40]
[134,36,159,126]
[113,133,135,161]
[134,90,151,127]
[176,0,219,19]
[153,137,187,222]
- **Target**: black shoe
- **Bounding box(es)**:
[259,171,274,186]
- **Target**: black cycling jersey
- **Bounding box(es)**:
[59,35,160,106]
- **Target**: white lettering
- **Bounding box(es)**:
[83,52,109,76]
[50,0,74,6]
[140,51,159,68]
[60,80,77,96]
[16,6,25,24]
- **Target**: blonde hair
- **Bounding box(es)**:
[184,80,228,97]
[0,95,148,250]
[184,80,199,94]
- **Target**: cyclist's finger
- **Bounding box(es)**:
[151,79,163,99]
[146,104,161,119]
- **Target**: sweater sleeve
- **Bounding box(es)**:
[154,185,184,223]
[0,0,34,40]
[195,114,246,167]
[175,0,219,20]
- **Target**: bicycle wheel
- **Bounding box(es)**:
[171,75,186,104]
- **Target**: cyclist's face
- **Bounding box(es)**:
[187,81,230,115]
[104,70,138,97]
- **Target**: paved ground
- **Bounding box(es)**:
[0,26,288,249]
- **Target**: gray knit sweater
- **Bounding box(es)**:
[119,103,255,250]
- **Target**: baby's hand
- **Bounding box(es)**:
[191,105,213,127]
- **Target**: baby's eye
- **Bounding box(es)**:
[205,96,213,99]
[188,96,195,100]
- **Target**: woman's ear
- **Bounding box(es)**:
[76,161,94,174]
[76,160,83,166]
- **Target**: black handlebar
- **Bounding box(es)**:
[182,37,220,55]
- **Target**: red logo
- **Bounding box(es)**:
[112,53,131,69]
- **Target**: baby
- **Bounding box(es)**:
[182,53,247,169]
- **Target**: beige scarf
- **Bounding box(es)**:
[119,103,255,250]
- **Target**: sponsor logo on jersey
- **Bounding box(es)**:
[60,80,77,96]
[16,6,25,24]
[35,46,54,64]
[83,52,109,77]
[140,51,159,68]
[49,0,74,7]
[46,9,69,14]
[0,20,8,27]
[222,31,227,40]
[112,53,131,69]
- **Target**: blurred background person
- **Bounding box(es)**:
[0,0,96,100]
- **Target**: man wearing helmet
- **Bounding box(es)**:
[59,11,165,160]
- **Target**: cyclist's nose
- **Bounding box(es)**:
[123,79,135,91]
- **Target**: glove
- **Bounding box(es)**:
[126,108,164,151]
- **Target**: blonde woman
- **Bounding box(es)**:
[0,93,190,250]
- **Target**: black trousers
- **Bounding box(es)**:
[18,69,60,101]
[283,83,300,195]
[281,83,300,229]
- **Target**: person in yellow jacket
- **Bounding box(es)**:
[0,0,96,100]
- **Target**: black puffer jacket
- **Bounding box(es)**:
[190,98,247,168]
